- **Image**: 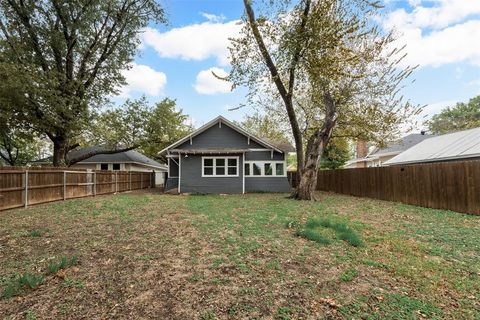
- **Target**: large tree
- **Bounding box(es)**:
[427,96,480,134]
[239,112,290,142]
[88,97,193,161]
[228,0,419,200]
[0,0,165,166]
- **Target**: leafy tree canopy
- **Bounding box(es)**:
[88,97,193,160]
[319,137,351,170]
[238,112,291,142]
[228,0,420,199]
[427,96,480,134]
[0,0,165,166]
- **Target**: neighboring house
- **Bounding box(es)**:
[33,145,168,186]
[344,132,433,168]
[160,116,295,194]
[384,127,480,165]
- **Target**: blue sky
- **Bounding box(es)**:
[114,0,480,129]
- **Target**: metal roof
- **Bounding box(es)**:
[384,127,480,165]
[369,133,434,156]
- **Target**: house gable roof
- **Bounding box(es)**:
[159,116,284,154]
[385,127,480,165]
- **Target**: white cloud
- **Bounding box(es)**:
[141,20,242,66]
[383,0,480,68]
[200,12,226,23]
[119,63,167,97]
[193,67,232,95]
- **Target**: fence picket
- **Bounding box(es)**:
[314,160,480,215]
[0,168,154,211]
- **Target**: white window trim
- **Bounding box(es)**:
[244,161,287,177]
[201,156,239,177]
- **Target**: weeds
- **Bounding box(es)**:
[61,278,84,289]
[46,256,78,275]
[2,255,79,299]
[340,268,358,282]
[2,273,44,299]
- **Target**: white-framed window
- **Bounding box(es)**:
[202,156,239,177]
[244,161,286,177]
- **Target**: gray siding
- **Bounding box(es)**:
[180,155,243,194]
[165,178,178,191]
[245,177,291,193]
[245,150,284,161]
[177,123,264,149]
[169,158,179,177]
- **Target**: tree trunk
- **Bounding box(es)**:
[292,135,324,200]
[293,92,337,200]
[52,135,68,167]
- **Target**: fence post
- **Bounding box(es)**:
[115,172,118,193]
[129,172,132,190]
[93,171,96,196]
[24,170,29,208]
[141,173,143,189]
[63,171,67,200]
[149,172,152,188]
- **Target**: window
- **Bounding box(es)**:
[100,163,108,171]
[112,164,120,171]
[275,163,284,176]
[228,158,237,175]
[202,157,238,177]
[253,163,261,176]
[245,161,286,177]
[244,163,250,176]
[264,163,272,176]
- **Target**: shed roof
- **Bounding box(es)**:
[384,127,480,165]
[34,146,167,170]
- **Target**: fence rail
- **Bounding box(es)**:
[0,168,154,211]
[316,160,480,215]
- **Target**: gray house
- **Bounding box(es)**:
[160,116,293,194]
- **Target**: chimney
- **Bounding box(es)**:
[356,140,368,158]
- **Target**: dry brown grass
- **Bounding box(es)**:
[0,191,479,319]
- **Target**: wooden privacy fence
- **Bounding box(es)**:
[316,160,480,215]
[0,168,155,211]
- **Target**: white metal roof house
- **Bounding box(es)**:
[160,116,295,194]
[384,127,480,165]
[344,132,433,168]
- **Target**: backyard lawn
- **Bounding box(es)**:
[0,191,479,319]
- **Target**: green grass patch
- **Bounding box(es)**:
[275,306,293,320]
[292,217,363,247]
[2,273,44,299]
[61,278,84,289]
[46,256,78,275]
[296,228,331,245]
[340,268,358,282]
[340,293,443,319]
